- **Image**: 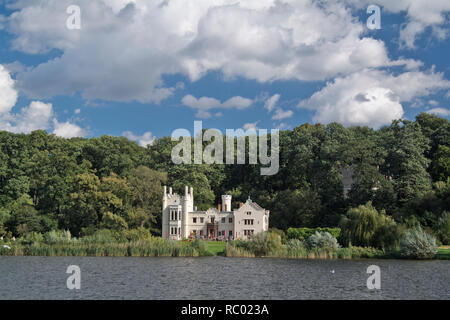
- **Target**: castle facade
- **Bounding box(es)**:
[162,186,269,240]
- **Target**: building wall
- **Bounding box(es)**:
[233,201,268,239]
[162,186,269,240]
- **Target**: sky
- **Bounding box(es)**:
[0,0,449,146]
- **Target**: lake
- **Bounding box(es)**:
[0,256,448,300]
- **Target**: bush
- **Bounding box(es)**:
[82,229,116,244]
[189,239,211,256]
[121,227,152,241]
[19,232,44,245]
[285,239,305,251]
[287,227,341,241]
[400,226,438,259]
[306,231,339,250]
[249,232,282,256]
[44,230,72,244]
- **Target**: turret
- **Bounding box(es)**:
[222,195,232,212]
[182,186,193,238]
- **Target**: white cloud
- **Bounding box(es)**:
[243,121,260,131]
[426,108,450,117]
[275,122,290,130]
[3,0,400,102]
[0,64,86,137]
[346,0,450,48]
[181,94,253,118]
[123,131,155,147]
[299,69,450,128]
[272,108,294,120]
[0,65,18,113]
[74,108,81,114]
[264,94,280,112]
[53,119,87,138]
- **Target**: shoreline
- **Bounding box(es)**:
[1,242,449,260]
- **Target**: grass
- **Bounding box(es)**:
[181,240,227,256]
[436,247,450,260]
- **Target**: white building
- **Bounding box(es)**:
[162,186,270,240]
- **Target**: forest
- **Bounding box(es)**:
[0,113,449,248]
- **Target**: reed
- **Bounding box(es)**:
[0,238,204,257]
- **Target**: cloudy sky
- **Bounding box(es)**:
[0,0,449,145]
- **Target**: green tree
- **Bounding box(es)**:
[340,202,401,249]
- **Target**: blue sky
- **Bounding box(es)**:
[0,0,449,146]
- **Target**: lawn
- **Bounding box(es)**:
[181,240,227,256]
[436,247,450,260]
[205,241,227,255]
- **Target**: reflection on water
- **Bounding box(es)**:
[0,256,448,300]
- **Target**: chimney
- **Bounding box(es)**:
[218,203,222,212]
[164,185,167,195]
[239,202,244,208]
[169,187,172,195]
[185,185,188,197]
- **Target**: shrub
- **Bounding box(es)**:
[285,239,307,258]
[44,230,72,244]
[19,232,44,245]
[249,232,282,256]
[122,227,152,241]
[82,229,116,244]
[305,231,339,250]
[287,227,341,241]
[400,226,438,259]
[285,239,305,251]
[189,239,211,256]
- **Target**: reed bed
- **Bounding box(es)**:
[0,239,201,257]
[224,244,385,260]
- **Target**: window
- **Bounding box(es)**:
[229,230,233,237]
[221,218,225,223]
[229,218,233,223]
[210,217,215,223]
[244,219,254,225]
[193,218,197,223]
[200,217,204,223]
[244,230,254,236]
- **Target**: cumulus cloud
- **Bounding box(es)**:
[123,131,155,147]
[53,119,87,138]
[181,94,253,118]
[299,69,450,128]
[0,64,86,137]
[426,108,450,117]
[272,108,294,120]
[2,0,402,103]
[0,65,18,113]
[346,0,450,48]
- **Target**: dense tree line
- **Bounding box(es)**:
[0,113,449,243]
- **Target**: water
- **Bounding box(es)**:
[0,256,448,300]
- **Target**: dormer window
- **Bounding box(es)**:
[246,211,251,215]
